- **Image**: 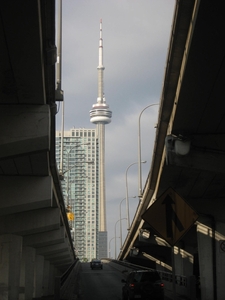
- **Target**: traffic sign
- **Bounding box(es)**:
[142,187,198,246]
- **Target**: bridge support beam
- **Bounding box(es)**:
[0,208,60,236]
[0,176,53,215]
[0,104,50,159]
[23,227,65,248]
[36,241,71,256]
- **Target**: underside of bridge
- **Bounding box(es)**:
[119,1,225,299]
[0,1,75,299]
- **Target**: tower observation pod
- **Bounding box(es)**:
[89,20,112,259]
[90,19,112,124]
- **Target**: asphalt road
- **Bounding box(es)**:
[79,261,123,300]
[78,260,173,300]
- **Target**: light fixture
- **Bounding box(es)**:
[130,247,139,256]
[165,134,191,164]
[139,229,150,239]
[174,138,191,156]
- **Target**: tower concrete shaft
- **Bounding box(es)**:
[98,123,106,231]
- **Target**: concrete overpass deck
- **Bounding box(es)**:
[0,1,75,299]
[119,1,225,299]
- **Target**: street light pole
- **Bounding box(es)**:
[138,103,159,197]
[108,236,119,259]
[119,197,136,248]
[115,218,126,259]
[125,161,146,229]
[119,198,126,249]
[114,220,120,259]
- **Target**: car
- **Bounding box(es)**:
[90,259,103,270]
[121,269,164,300]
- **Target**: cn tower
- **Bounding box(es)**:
[90,20,112,257]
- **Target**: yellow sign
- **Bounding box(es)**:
[142,187,198,246]
[67,212,74,221]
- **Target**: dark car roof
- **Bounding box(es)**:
[128,270,161,280]
[92,259,101,262]
[130,270,158,273]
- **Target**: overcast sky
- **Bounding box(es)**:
[56,0,175,258]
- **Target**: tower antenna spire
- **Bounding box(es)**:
[97,18,105,104]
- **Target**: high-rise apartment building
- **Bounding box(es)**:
[56,128,99,261]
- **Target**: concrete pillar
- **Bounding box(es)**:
[174,246,184,275]
[33,255,44,298]
[174,245,195,298]
[174,244,195,276]
[42,260,50,296]
[197,218,214,300]
[48,264,57,295]
[215,222,225,300]
[0,234,22,300]
[19,247,35,300]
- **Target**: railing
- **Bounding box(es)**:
[158,270,187,287]
[54,258,81,300]
[105,258,187,286]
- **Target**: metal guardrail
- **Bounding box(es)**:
[54,258,81,300]
[53,258,188,299]
[158,271,187,287]
[105,258,187,287]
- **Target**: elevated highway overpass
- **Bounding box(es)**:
[0,1,75,299]
[119,1,225,299]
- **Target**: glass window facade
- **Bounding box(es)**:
[56,128,99,261]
